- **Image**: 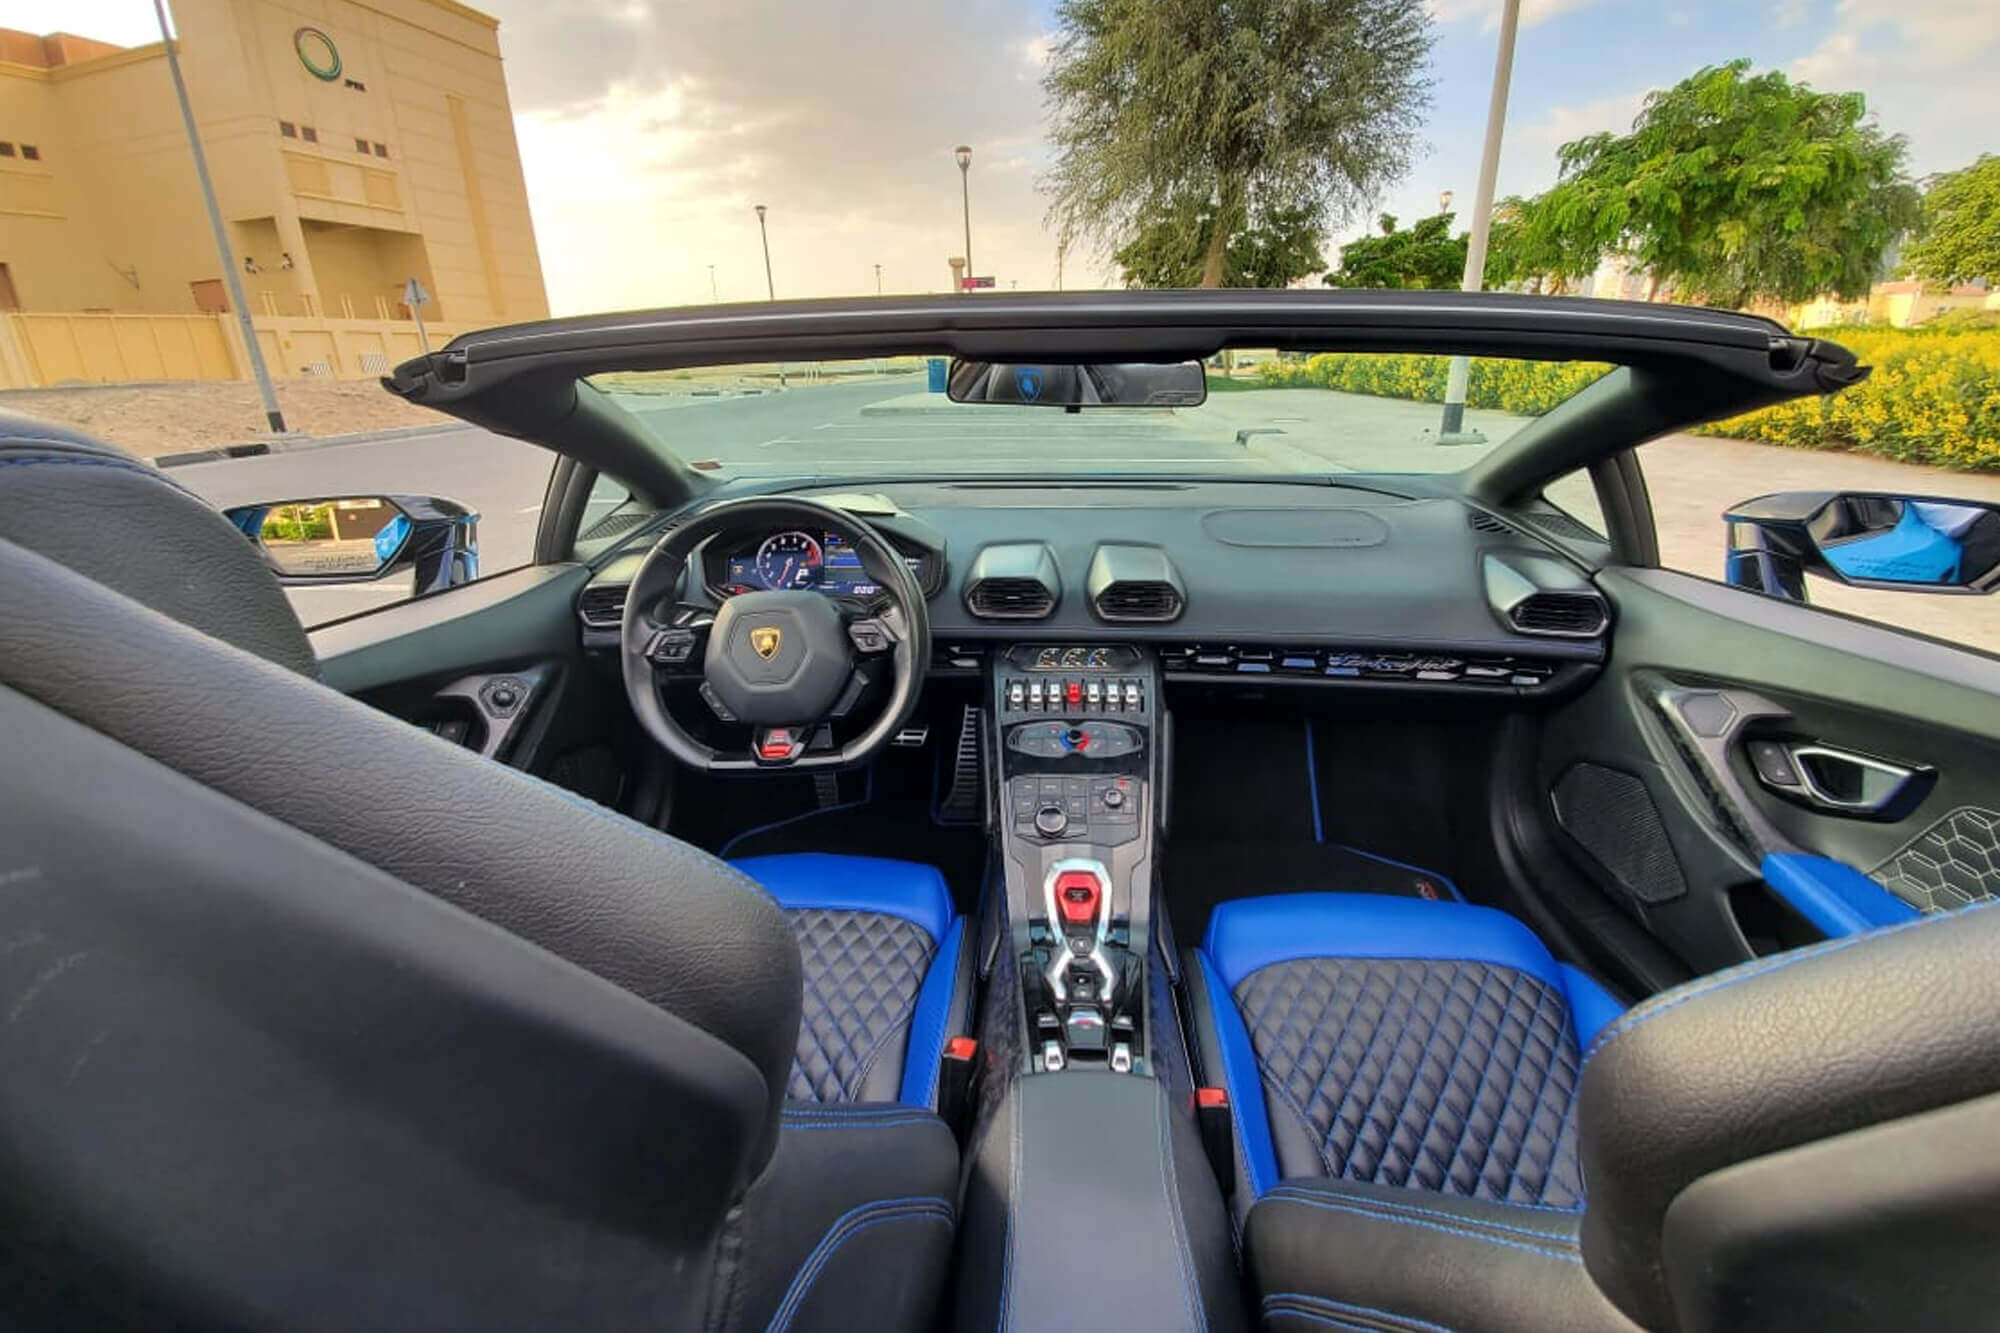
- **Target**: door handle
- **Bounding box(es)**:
[1750,740,1927,817]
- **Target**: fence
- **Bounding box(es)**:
[0,310,472,390]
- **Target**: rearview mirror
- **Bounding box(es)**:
[224,494,479,593]
[946,359,1206,407]
[1723,491,2000,603]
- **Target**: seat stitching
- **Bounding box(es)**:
[778,1116,938,1132]
[1261,1191,1583,1263]
[1389,964,1463,1189]
[841,932,935,1098]
[764,1197,953,1333]
[1262,1292,1460,1333]
[0,451,209,504]
[1154,1085,1209,1332]
[1262,1186,1580,1242]
[1582,899,1999,1066]
[1339,963,1437,1186]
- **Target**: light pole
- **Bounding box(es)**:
[1056,239,1067,291]
[874,263,883,295]
[708,264,718,302]
[754,204,775,300]
[954,145,973,292]
[154,0,286,434]
[1438,0,1520,445]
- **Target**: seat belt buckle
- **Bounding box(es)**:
[939,1036,979,1143]
[1196,1087,1234,1195]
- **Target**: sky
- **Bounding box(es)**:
[14,0,1999,315]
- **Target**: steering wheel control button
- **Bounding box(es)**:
[698,681,738,722]
[647,629,699,665]
[846,618,892,654]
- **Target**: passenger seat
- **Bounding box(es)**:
[1186,890,2000,1331]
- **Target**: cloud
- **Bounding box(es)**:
[1427,0,1605,30]
[1790,0,2000,174]
[481,0,1084,311]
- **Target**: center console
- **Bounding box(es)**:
[990,644,1161,1077]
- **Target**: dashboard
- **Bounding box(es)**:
[705,528,936,599]
[582,479,1611,700]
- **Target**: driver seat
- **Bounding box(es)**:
[0,412,959,1332]
[731,853,972,1107]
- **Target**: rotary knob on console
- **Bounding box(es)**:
[1034,804,1069,837]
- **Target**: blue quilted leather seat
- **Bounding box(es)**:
[1191,892,1625,1206]
[730,853,968,1108]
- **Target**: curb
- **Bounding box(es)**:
[153,420,463,468]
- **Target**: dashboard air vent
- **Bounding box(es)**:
[1094,582,1184,621]
[964,542,1061,620]
[1087,543,1186,623]
[1510,591,1609,637]
[967,578,1056,619]
[577,585,627,629]
[1467,510,1510,534]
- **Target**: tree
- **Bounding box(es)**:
[1506,61,1918,308]
[1116,204,1326,288]
[1905,156,2000,286]
[1042,0,1433,288]
[1323,211,1465,289]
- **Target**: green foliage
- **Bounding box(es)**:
[1904,156,2000,286]
[1259,353,1611,415]
[1505,61,1918,306]
[1699,328,2000,471]
[1042,0,1434,287]
[1116,205,1326,288]
[1323,212,1465,289]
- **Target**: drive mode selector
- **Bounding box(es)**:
[1034,804,1070,837]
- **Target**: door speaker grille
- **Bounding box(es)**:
[1551,762,1687,904]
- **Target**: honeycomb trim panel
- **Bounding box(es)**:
[1870,807,2000,913]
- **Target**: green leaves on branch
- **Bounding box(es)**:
[1116,205,1326,288]
[1323,211,1465,289]
[1904,156,2000,287]
[1042,0,1434,287]
[1501,61,1918,307]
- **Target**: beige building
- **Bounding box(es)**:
[0,0,546,385]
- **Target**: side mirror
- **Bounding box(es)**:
[224,494,479,594]
[1723,491,2000,603]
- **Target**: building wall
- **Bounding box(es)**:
[0,0,545,327]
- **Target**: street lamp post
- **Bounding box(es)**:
[954,145,973,293]
[754,204,775,301]
[154,0,286,434]
[708,264,718,302]
[1438,0,1521,445]
[874,263,883,295]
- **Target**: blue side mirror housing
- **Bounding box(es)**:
[224,494,479,595]
[1723,491,2000,603]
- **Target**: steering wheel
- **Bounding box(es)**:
[620,496,932,772]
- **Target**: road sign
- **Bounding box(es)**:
[403,277,430,308]
[961,275,995,290]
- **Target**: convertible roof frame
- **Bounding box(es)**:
[383,289,1865,507]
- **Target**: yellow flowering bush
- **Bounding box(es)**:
[1259,329,2000,472]
[1699,328,2000,472]
[1259,353,1612,417]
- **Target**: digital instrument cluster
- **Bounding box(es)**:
[716,529,921,597]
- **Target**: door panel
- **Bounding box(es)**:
[1528,565,2000,981]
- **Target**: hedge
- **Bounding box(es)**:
[1698,328,2000,472]
[1258,328,2000,472]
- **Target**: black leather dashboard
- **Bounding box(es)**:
[580,479,1606,690]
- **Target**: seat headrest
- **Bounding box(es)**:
[0,409,317,676]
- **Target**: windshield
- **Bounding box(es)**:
[590,353,1611,479]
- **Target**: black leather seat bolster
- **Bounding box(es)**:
[0,414,317,676]
[1245,1180,1641,1333]
[0,685,770,1331]
[0,536,803,1149]
[714,1105,960,1332]
[1578,901,2000,1329]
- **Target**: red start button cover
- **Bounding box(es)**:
[1054,869,1103,926]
